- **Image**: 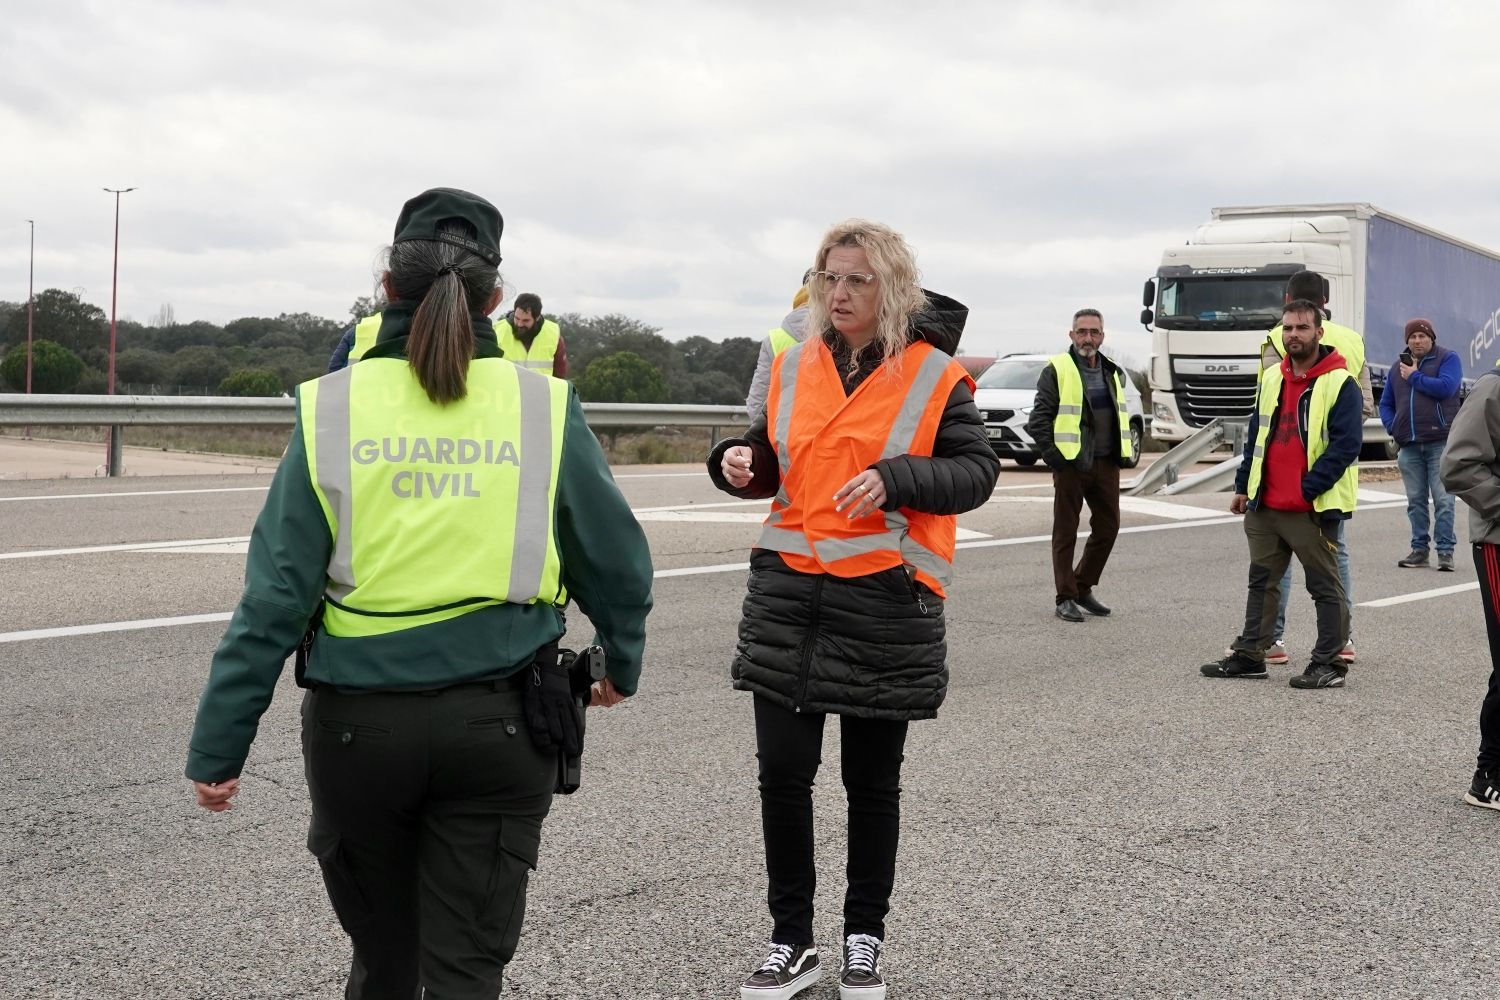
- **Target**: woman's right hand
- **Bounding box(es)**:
[722,446,753,488]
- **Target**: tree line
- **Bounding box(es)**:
[0,291,760,405]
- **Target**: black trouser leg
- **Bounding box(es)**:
[420,685,555,999]
[840,715,909,941]
[1074,463,1120,598]
[1281,513,1348,666]
[1051,468,1087,602]
[1473,543,1500,771]
[1233,509,1295,662]
[303,683,554,1000]
[303,690,424,1000]
[753,695,825,945]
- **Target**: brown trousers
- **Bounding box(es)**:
[1051,461,1121,603]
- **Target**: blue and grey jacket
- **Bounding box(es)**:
[1378,344,1462,445]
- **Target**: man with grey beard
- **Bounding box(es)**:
[1028,309,1135,623]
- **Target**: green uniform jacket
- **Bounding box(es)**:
[186,303,654,783]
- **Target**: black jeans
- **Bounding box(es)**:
[753,694,909,944]
[302,680,555,1000]
[1474,543,1500,771]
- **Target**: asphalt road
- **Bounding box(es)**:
[2,461,1497,999]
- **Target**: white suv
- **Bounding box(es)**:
[973,353,1145,468]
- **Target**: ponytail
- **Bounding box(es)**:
[387,224,499,404]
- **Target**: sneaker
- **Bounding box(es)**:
[1438,552,1455,572]
[840,934,886,999]
[1464,768,1500,812]
[1289,662,1346,689]
[1200,653,1268,679]
[1338,640,1356,665]
[1397,549,1430,568]
[1265,641,1290,666]
[741,943,821,1000]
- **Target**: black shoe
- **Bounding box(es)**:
[840,934,886,999]
[741,943,821,999]
[1055,599,1085,623]
[1464,768,1500,812]
[1438,552,1455,572]
[1289,662,1347,689]
[1075,593,1111,617]
[1397,549,1430,568]
[1200,653,1268,679]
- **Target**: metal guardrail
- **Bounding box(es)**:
[0,394,750,429]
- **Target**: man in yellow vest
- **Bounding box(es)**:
[496,292,568,377]
[1258,270,1368,667]
[1202,299,1362,689]
[1027,308,1135,623]
[745,275,812,417]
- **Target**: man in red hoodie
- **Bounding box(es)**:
[1201,300,1363,689]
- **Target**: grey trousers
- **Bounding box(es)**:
[1231,508,1348,667]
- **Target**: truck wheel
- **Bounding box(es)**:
[1013,454,1038,467]
[1360,439,1398,461]
[1122,421,1144,469]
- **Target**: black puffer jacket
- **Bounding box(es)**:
[706,292,1000,719]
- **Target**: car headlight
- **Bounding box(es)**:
[1019,406,1033,415]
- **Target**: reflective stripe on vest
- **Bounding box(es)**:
[1245,364,1359,513]
[496,318,561,372]
[756,338,972,596]
[1048,354,1132,461]
[299,357,569,638]
[348,314,382,363]
[768,327,797,356]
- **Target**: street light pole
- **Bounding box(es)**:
[103,186,136,476]
[24,219,34,439]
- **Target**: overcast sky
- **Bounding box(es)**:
[4,0,1499,367]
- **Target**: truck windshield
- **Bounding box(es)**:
[1157,276,1287,331]
[977,359,1048,389]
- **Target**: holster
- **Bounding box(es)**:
[293,602,325,689]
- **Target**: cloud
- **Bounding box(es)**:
[1,0,1498,379]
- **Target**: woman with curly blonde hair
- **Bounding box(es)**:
[709,219,1000,1000]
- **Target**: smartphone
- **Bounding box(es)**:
[1399,349,1415,367]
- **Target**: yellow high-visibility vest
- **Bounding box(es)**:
[768,327,797,356]
[298,357,570,638]
[348,314,382,363]
[1047,354,1132,461]
[1245,364,1359,513]
[496,318,562,373]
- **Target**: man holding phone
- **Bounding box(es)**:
[1379,318,1462,570]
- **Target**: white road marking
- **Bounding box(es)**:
[0,613,232,644]
[0,536,251,560]
[1358,582,1479,608]
[0,486,269,503]
[635,511,768,524]
[0,500,1416,642]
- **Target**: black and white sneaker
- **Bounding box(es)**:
[1464,768,1500,812]
[741,943,821,1000]
[840,934,886,999]
[1289,662,1347,689]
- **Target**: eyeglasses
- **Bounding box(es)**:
[810,270,878,295]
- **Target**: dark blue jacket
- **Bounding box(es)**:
[1379,344,1462,445]
[326,325,356,373]
[1235,346,1364,521]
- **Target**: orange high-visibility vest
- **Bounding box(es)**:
[756,337,973,598]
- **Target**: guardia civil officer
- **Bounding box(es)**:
[186,188,653,998]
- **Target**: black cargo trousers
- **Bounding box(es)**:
[302,675,556,1000]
